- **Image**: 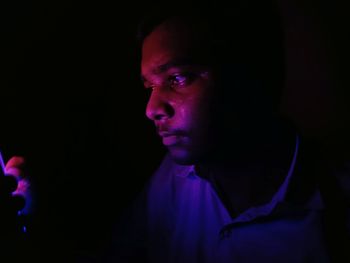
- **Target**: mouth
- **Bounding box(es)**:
[161,134,182,146]
[158,131,184,146]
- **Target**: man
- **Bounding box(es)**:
[110,1,350,262]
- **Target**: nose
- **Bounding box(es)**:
[145,88,174,121]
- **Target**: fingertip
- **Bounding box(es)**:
[5,156,26,169]
[5,156,26,177]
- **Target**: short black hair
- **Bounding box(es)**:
[137,0,286,111]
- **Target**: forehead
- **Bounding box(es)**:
[141,17,210,75]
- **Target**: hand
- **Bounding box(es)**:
[0,157,32,263]
[1,156,31,235]
[5,156,32,214]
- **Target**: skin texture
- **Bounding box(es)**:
[141,16,286,166]
[141,17,216,165]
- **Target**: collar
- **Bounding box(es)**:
[171,134,324,223]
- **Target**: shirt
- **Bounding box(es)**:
[111,137,347,262]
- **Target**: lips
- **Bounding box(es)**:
[162,135,181,146]
[158,130,184,146]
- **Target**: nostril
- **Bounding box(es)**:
[154,114,164,121]
[154,104,174,121]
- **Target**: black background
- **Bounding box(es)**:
[1,0,350,261]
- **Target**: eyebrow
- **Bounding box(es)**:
[156,58,198,73]
[141,58,199,83]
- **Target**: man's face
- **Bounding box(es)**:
[141,18,215,165]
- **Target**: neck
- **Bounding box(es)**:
[196,121,297,217]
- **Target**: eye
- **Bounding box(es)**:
[168,73,195,89]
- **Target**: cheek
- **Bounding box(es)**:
[183,96,212,132]
[174,82,214,130]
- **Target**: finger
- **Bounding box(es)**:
[5,156,26,179]
[5,156,25,169]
